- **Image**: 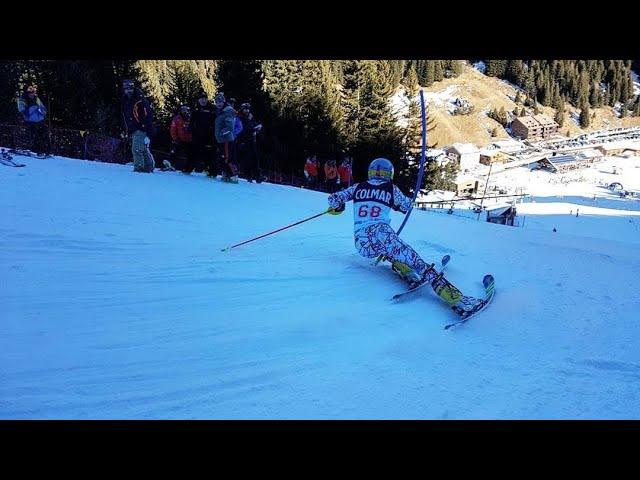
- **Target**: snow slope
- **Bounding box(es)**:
[2,154,640,419]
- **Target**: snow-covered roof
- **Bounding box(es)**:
[479,149,509,157]
[491,139,525,152]
[448,143,480,155]
[426,148,446,158]
[599,141,640,152]
[577,149,603,159]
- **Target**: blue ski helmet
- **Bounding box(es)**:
[368,158,394,181]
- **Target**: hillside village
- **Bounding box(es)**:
[395,62,640,225]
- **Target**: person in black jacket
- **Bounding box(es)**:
[190,90,217,177]
[236,103,263,183]
[121,79,155,173]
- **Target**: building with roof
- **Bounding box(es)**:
[484,204,518,226]
[445,143,480,171]
[512,114,559,140]
[454,176,482,196]
[596,141,640,157]
[479,149,511,165]
[530,150,601,173]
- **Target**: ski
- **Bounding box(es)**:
[0,149,26,167]
[391,254,451,302]
[444,274,495,330]
[5,148,52,159]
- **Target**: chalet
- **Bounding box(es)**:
[479,149,511,166]
[455,177,480,196]
[445,143,481,171]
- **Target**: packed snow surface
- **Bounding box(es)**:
[2,153,640,419]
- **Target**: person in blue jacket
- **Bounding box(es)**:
[214,93,239,182]
[16,85,51,157]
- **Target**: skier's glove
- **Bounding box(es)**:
[143,136,151,146]
[328,204,345,215]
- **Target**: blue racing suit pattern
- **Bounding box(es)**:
[328,179,429,277]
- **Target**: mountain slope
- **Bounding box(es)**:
[420,63,640,147]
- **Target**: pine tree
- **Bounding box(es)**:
[164,61,202,123]
[341,61,404,184]
[433,61,444,82]
[506,60,525,84]
[554,100,565,127]
[402,65,422,161]
[424,61,435,86]
[620,100,627,118]
[485,60,507,77]
[580,103,591,128]
[450,60,463,77]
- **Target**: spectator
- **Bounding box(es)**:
[16,84,51,157]
[338,157,353,190]
[191,90,217,177]
[236,102,263,183]
[324,159,339,193]
[304,155,319,188]
[214,92,239,182]
[121,79,155,173]
[170,104,194,174]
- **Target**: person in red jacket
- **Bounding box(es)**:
[170,105,194,173]
[337,157,353,190]
[303,155,319,188]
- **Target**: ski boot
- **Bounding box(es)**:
[391,261,421,285]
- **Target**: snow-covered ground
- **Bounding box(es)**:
[423,85,459,112]
[2,152,640,419]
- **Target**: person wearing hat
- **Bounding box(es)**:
[303,155,319,188]
[338,156,353,190]
[213,92,239,182]
[190,89,217,177]
[170,104,194,173]
[121,79,155,173]
[236,102,263,183]
[323,158,339,193]
[16,84,51,157]
[326,157,489,319]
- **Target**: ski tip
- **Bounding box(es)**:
[482,274,494,287]
[220,248,229,252]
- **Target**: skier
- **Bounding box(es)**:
[327,157,485,316]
